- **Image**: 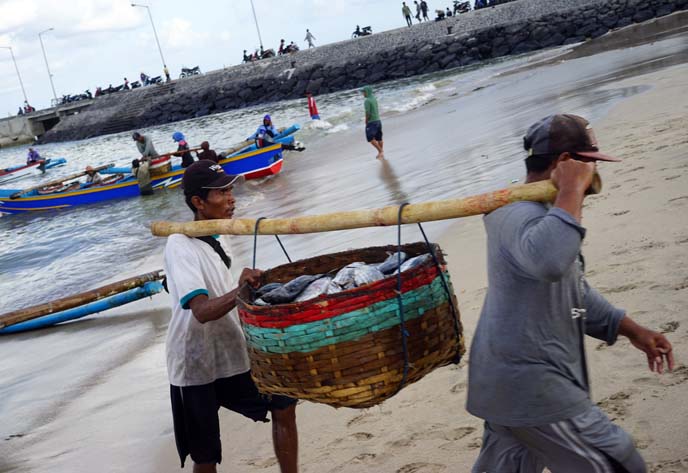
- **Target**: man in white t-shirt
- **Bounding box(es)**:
[164,160,299,473]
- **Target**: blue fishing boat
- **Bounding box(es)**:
[0,158,67,185]
[0,281,163,334]
[0,144,283,215]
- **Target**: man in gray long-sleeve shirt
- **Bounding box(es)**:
[467,114,674,473]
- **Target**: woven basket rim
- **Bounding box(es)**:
[237,242,445,311]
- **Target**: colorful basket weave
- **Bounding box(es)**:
[237,242,465,409]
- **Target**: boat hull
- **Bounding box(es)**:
[0,146,282,215]
[0,281,163,334]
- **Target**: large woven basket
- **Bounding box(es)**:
[149,155,172,176]
[237,242,465,409]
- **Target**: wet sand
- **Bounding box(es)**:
[149,67,688,472]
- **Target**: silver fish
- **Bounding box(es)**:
[261,274,322,304]
[375,251,407,274]
[326,281,343,294]
[255,282,283,299]
[399,254,433,273]
[331,262,366,290]
[294,276,333,302]
[353,265,385,286]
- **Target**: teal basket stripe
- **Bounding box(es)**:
[244,272,453,354]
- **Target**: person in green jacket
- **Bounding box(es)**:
[363,86,384,160]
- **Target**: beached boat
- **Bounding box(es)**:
[0,281,164,334]
[0,158,67,185]
[0,145,283,215]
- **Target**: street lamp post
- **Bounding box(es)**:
[38,28,58,105]
[249,0,264,50]
[0,46,29,104]
[131,3,167,69]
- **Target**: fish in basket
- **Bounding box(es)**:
[237,242,465,409]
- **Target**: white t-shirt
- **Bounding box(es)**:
[163,234,251,387]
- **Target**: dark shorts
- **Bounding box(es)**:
[170,371,297,467]
[366,120,383,142]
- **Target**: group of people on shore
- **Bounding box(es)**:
[242,30,316,63]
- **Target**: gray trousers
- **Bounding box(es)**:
[472,406,646,473]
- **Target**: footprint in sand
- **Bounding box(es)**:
[632,420,654,450]
[660,321,680,333]
[664,175,681,181]
[649,456,688,473]
[328,431,374,446]
[396,462,447,473]
[243,457,278,468]
[597,391,631,421]
[674,279,688,291]
[612,210,630,216]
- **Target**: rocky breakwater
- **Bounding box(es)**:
[39,0,687,144]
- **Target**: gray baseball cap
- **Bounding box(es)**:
[524,114,621,162]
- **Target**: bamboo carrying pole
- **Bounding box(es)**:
[0,270,164,329]
[150,175,601,238]
[9,163,115,199]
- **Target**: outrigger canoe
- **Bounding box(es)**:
[0,158,67,185]
[0,144,283,215]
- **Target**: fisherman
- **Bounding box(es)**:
[467,114,674,473]
[247,114,280,148]
[278,39,286,55]
[132,131,159,160]
[304,29,316,48]
[362,86,384,160]
[26,147,43,164]
[163,160,299,472]
[172,131,195,168]
[131,131,158,196]
[84,165,103,187]
[306,92,320,120]
[195,141,219,163]
[123,77,130,90]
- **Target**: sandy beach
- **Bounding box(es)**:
[146,63,688,472]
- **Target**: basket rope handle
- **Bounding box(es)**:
[252,217,292,271]
[395,203,411,394]
[416,222,463,364]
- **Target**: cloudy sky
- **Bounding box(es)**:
[0,0,417,116]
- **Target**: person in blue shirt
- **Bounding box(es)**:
[247,114,279,148]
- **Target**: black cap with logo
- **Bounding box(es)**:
[182,160,242,197]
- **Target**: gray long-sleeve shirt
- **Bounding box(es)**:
[136,135,158,159]
[466,202,625,427]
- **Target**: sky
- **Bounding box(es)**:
[0,0,416,116]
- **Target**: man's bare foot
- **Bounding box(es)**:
[376,153,383,160]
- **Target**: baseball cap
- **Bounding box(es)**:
[523,114,621,162]
[182,160,242,196]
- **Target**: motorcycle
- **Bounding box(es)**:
[352,26,372,38]
[283,43,299,54]
[261,48,276,59]
[179,66,202,78]
[453,1,471,14]
[130,81,141,89]
[145,76,163,86]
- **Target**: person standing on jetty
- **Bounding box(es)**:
[362,85,384,160]
[164,160,299,473]
[414,0,423,22]
[402,2,413,26]
[467,114,674,473]
[420,0,430,21]
[304,29,316,48]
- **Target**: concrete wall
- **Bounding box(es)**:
[39,0,687,144]
[0,116,44,148]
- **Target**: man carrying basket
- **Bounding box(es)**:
[467,114,674,472]
[163,160,299,473]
